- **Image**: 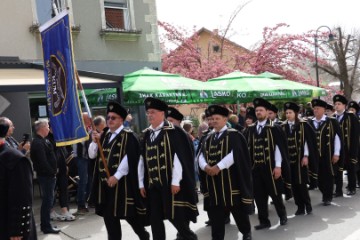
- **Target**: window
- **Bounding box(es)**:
[104,0,130,30]
[35,0,68,24]
[213,45,220,53]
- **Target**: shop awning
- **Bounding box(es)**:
[0,64,121,92]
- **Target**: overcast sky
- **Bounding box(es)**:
[155,0,358,49]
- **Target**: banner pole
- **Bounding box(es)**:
[76,71,111,178]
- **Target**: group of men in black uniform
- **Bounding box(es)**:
[86,94,360,240]
[2,92,360,240]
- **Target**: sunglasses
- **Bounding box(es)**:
[106,116,119,121]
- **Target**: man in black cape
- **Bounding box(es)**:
[138,97,198,240]
[281,102,318,215]
[308,98,343,205]
[198,105,253,240]
[333,95,359,196]
[89,101,149,240]
[0,119,37,240]
[243,98,291,230]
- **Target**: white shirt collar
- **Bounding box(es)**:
[288,121,295,125]
[108,125,124,135]
[257,119,267,126]
[313,115,327,122]
[149,121,165,131]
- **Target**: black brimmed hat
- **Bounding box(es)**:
[348,101,360,113]
[326,104,334,111]
[253,98,271,110]
[305,109,314,117]
[167,107,184,121]
[311,99,327,108]
[333,94,348,105]
[245,107,256,121]
[268,104,278,113]
[107,101,128,120]
[144,97,168,112]
[284,102,300,112]
[207,105,230,117]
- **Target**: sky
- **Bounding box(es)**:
[155,0,358,49]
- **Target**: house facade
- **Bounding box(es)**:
[0,0,161,139]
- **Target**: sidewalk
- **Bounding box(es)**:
[33,179,360,240]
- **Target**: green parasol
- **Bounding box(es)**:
[123,68,236,105]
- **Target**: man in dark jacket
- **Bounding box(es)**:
[30,119,59,234]
[0,120,37,240]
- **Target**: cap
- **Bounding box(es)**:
[107,101,128,120]
[333,94,348,105]
[167,107,184,121]
[311,99,327,108]
[253,98,271,110]
[207,105,230,117]
[144,97,168,112]
[284,102,300,112]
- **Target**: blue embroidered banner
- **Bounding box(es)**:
[39,10,88,146]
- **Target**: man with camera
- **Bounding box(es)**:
[0,117,31,157]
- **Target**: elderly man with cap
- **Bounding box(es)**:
[88,101,149,240]
[333,95,359,196]
[281,102,318,215]
[0,120,37,240]
[243,98,291,230]
[198,104,253,240]
[308,98,342,206]
[138,97,198,240]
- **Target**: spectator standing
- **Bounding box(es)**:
[30,119,60,234]
[0,117,31,156]
[73,112,91,214]
[47,130,76,221]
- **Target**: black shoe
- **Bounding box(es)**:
[280,216,288,225]
[254,223,271,230]
[224,217,231,225]
[333,192,343,198]
[205,220,211,226]
[295,208,305,215]
[42,227,61,234]
[347,190,356,195]
[305,204,312,214]
[175,233,184,240]
[242,232,252,240]
[323,200,331,206]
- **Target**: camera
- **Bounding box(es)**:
[22,133,30,146]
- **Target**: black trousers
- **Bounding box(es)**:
[253,167,286,225]
[102,186,148,240]
[292,183,311,210]
[208,205,250,240]
[318,161,334,202]
[334,169,343,194]
[148,188,196,240]
[346,164,357,191]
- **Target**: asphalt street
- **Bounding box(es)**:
[34,178,360,240]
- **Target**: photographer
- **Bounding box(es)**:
[0,117,31,157]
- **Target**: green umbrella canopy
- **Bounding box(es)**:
[123,68,235,105]
[207,70,300,103]
[257,72,327,98]
[205,70,327,103]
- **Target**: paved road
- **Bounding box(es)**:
[34,180,360,240]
